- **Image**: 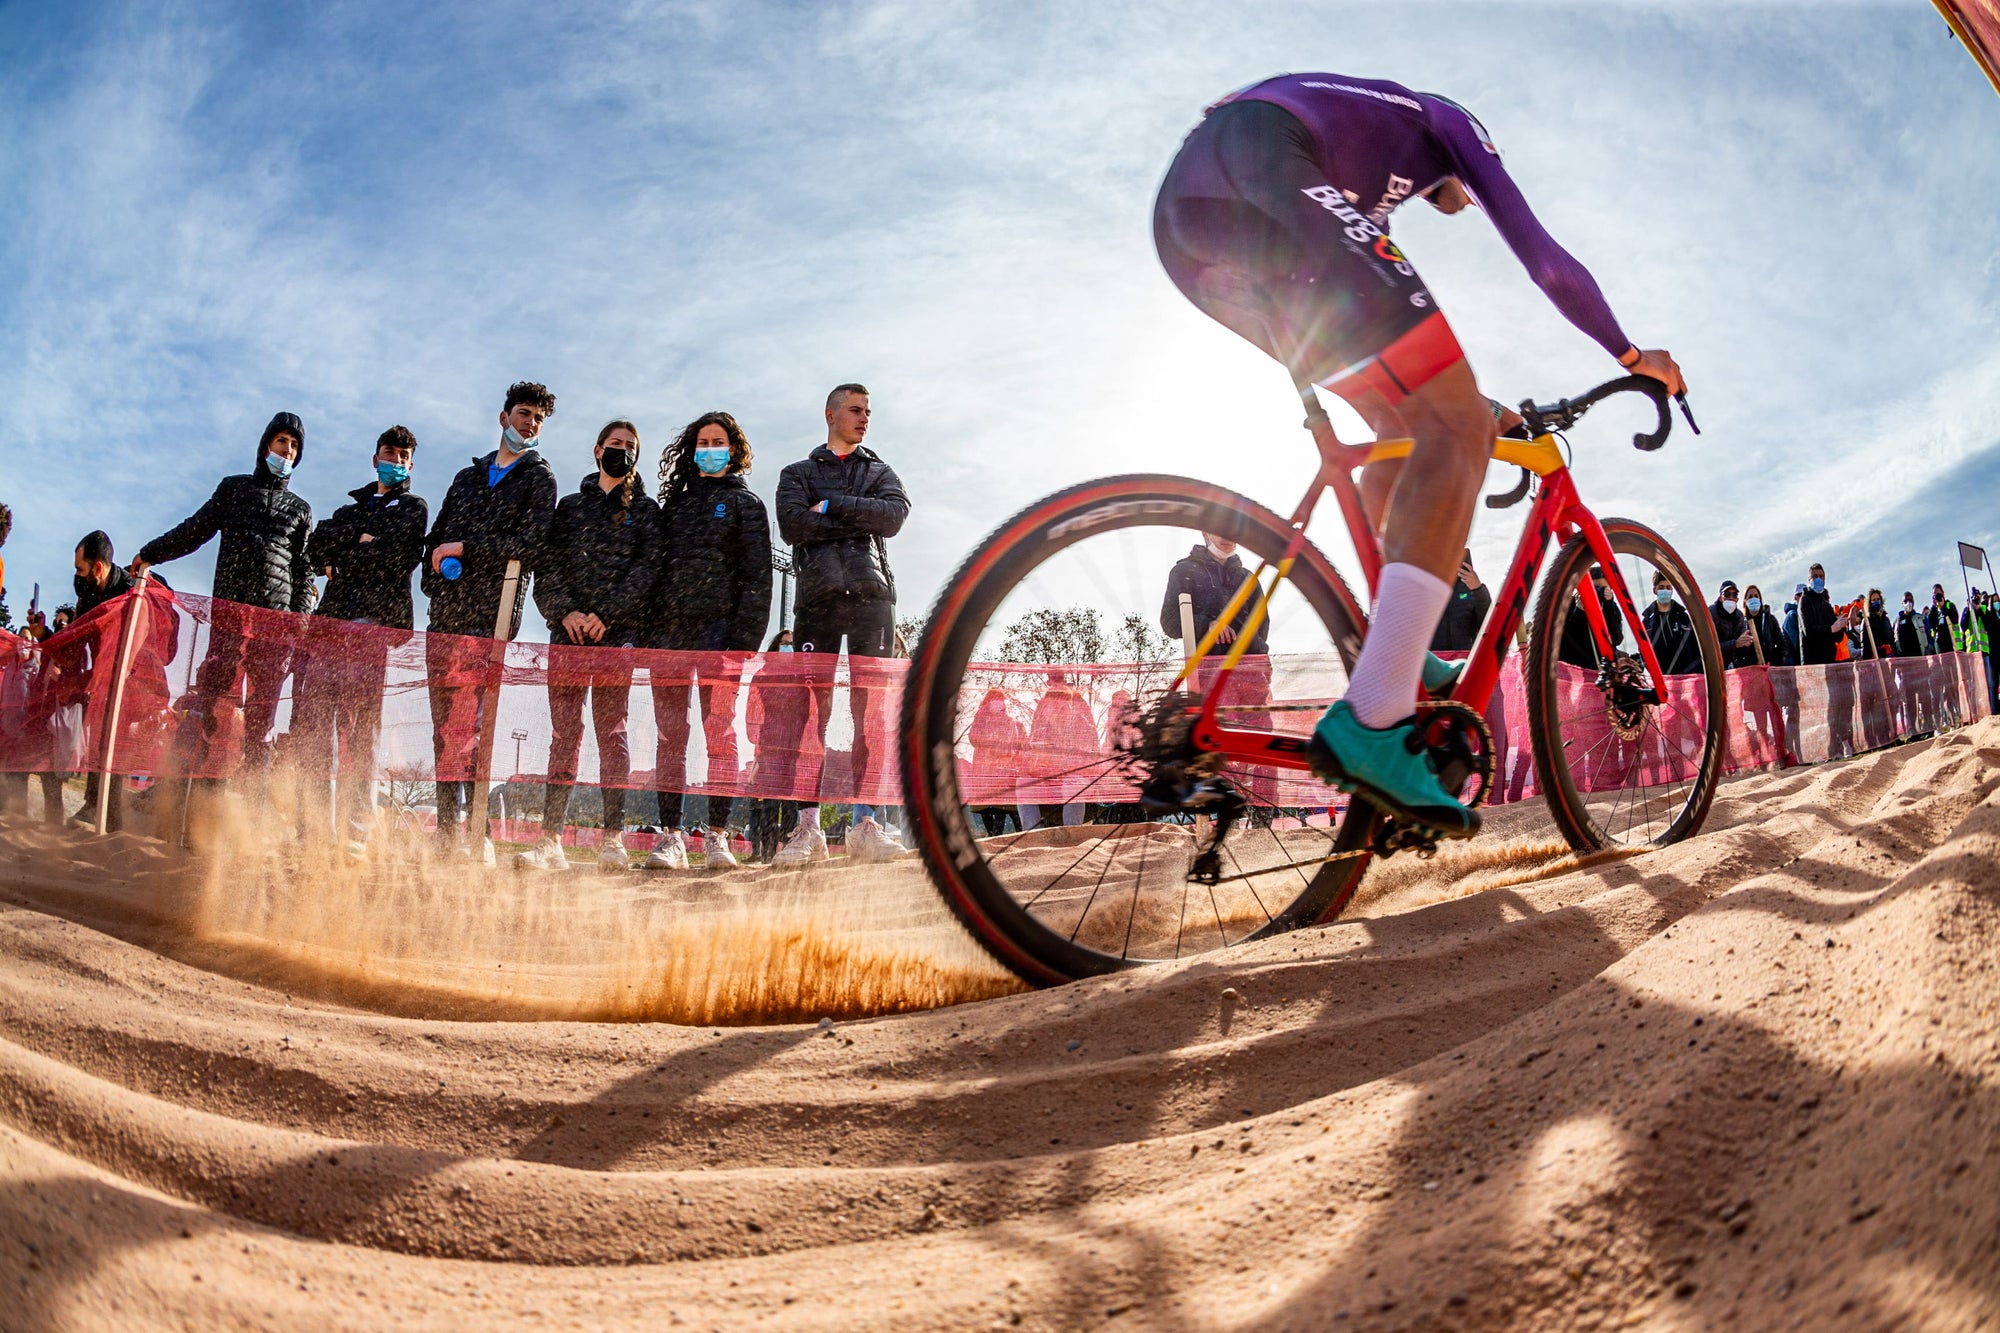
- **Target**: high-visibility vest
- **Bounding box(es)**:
[1966,608,1992,655]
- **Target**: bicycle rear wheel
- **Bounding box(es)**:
[900,475,1379,986]
[1523,519,1726,850]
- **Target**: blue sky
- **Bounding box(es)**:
[2,0,1997,635]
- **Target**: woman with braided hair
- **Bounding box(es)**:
[517,419,661,871]
[642,411,773,869]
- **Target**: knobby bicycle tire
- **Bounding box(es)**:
[899,475,1378,986]
[1523,520,1727,851]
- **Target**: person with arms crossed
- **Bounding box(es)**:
[771,383,910,866]
[293,426,429,857]
[1152,73,1683,835]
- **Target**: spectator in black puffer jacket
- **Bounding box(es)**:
[644,410,772,867]
[1642,572,1702,675]
[133,412,312,806]
[292,426,428,849]
[1158,533,1270,654]
[514,419,662,873]
[421,381,561,851]
[771,384,909,865]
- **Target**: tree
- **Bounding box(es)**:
[894,613,926,657]
[381,760,435,815]
[998,606,1104,665]
[1110,613,1173,665]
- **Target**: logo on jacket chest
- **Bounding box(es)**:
[714,502,728,519]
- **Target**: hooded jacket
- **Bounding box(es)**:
[138,412,314,613]
[422,447,559,637]
[1158,543,1270,654]
[309,479,430,630]
[652,472,773,650]
[775,445,908,608]
[533,473,662,644]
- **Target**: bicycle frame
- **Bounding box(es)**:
[1172,385,1672,769]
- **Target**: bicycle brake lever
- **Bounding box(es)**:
[1674,391,1701,435]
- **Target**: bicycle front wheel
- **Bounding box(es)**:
[899,475,1378,986]
[1523,519,1727,850]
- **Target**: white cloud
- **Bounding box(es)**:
[0,0,1994,637]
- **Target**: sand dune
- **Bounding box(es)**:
[2,720,1997,1330]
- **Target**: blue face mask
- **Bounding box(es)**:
[264,452,294,479]
[777,644,794,653]
[1655,587,1674,606]
[694,446,731,476]
[503,424,533,451]
[376,461,410,487]
[1810,576,1826,594]
[1746,597,1762,614]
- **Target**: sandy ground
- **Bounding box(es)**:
[1,721,1997,1331]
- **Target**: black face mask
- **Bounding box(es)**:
[73,572,95,599]
[599,448,634,480]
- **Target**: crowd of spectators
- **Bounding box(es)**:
[3,401,1997,858]
[0,381,908,871]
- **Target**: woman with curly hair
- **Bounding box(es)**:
[643,411,773,869]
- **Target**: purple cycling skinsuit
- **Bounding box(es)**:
[1153,72,1630,405]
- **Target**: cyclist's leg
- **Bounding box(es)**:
[1153,100,1484,832]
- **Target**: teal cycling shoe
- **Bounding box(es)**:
[1421,652,1465,698]
[1306,700,1480,838]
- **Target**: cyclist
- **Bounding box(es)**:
[1153,72,1685,836]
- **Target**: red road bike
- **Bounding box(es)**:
[900,374,1725,986]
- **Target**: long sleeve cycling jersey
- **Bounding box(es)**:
[1217,73,1632,359]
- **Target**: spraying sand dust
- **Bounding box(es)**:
[2,719,1997,1329]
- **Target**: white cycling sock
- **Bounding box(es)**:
[1345,563,1453,730]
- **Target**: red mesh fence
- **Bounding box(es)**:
[0,588,1990,820]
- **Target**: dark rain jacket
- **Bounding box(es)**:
[1642,599,1701,676]
[532,474,662,645]
[1798,587,1840,665]
[1158,544,1269,655]
[1708,598,1754,670]
[653,473,773,651]
[1428,577,1492,655]
[138,412,314,613]
[309,482,429,630]
[422,448,559,637]
[775,445,908,608]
